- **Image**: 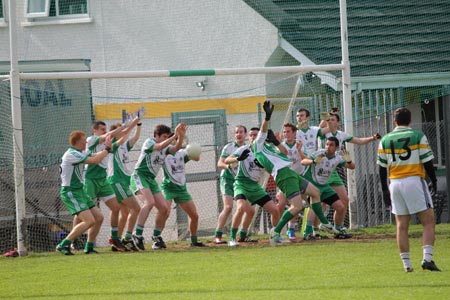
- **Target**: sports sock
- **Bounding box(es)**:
[400,252,412,271]
[238,230,247,240]
[84,241,94,252]
[214,228,223,238]
[125,231,133,240]
[310,202,328,224]
[153,228,162,237]
[191,236,198,244]
[59,238,72,247]
[303,221,314,236]
[135,225,144,236]
[422,245,434,262]
[274,210,294,233]
[230,228,238,239]
[111,227,119,240]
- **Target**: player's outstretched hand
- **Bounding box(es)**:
[136,106,147,119]
[341,150,353,163]
[320,112,330,121]
[313,154,324,164]
[237,149,250,161]
[373,133,381,140]
[263,101,274,121]
[266,129,280,146]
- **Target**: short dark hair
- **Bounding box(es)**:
[394,107,411,126]
[297,108,310,117]
[327,136,339,147]
[329,112,340,122]
[154,124,172,137]
[92,121,106,130]
[283,122,297,132]
[250,127,260,131]
[235,125,247,133]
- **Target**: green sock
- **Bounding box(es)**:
[84,241,94,252]
[191,236,198,244]
[135,225,144,236]
[214,229,223,238]
[275,211,294,233]
[230,228,238,240]
[313,227,320,233]
[111,227,119,240]
[238,230,247,240]
[304,221,314,236]
[310,202,329,224]
[60,238,72,247]
[153,228,162,237]
[125,231,133,240]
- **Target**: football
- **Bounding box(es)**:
[186,143,201,158]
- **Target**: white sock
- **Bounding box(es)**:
[400,252,412,270]
[422,245,433,262]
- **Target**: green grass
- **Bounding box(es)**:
[1,224,449,300]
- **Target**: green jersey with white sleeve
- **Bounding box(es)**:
[85,135,110,179]
[220,142,240,178]
[232,145,265,184]
[253,130,292,180]
[60,147,90,190]
[296,126,323,155]
[162,149,189,186]
[303,149,346,186]
[107,140,133,183]
[134,137,170,179]
[282,140,305,175]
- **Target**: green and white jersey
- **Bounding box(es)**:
[134,138,170,179]
[320,130,353,150]
[377,126,434,179]
[303,149,346,185]
[220,141,240,178]
[254,130,292,180]
[85,135,110,179]
[282,140,306,175]
[296,126,323,155]
[162,149,189,186]
[60,147,90,190]
[107,140,133,183]
[232,144,265,183]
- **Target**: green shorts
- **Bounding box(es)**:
[85,177,115,200]
[234,180,268,206]
[110,180,135,203]
[130,172,161,194]
[275,167,309,199]
[220,176,235,197]
[161,182,192,204]
[60,188,95,215]
[327,169,344,186]
[316,184,338,204]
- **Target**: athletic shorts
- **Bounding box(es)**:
[162,182,192,204]
[275,167,308,199]
[85,177,115,201]
[234,180,269,206]
[317,184,339,206]
[327,169,344,186]
[390,176,433,215]
[60,188,95,215]
[110,180,134,203]
[220,176,235,197]
[130,172,161,195]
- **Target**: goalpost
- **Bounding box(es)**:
[4,0,354,256]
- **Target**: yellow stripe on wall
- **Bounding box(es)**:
[94,96,266,120]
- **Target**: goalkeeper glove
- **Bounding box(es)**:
[296,120,308,129]
[263,101,274,121]
[136,106,147,119]
[266,129,280,146]
[382,190,391,207]
[237,149,250,161]
[428,181,438,196]
[372,133,381,140]
[313,154,324,164]
[320,112,330,121]
[340,150,352,164]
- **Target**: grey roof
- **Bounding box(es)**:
[243,0,450,77]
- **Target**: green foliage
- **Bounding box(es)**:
[1,224,449,300]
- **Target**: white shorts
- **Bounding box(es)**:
[390,176,433,215]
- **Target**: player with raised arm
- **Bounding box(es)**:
[224,127,281,246]
[130,122,186,250]
[254,101,336,246]
[57,131,113,255]
[301,137,355,240]
[107,108,145,251]
[377,107,440,272]
[213,125,256,244]
[85,120,131,252]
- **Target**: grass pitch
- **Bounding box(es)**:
[1,224,449,300]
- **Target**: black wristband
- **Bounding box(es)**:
[105,146,112,153]
[137,123,142,126]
